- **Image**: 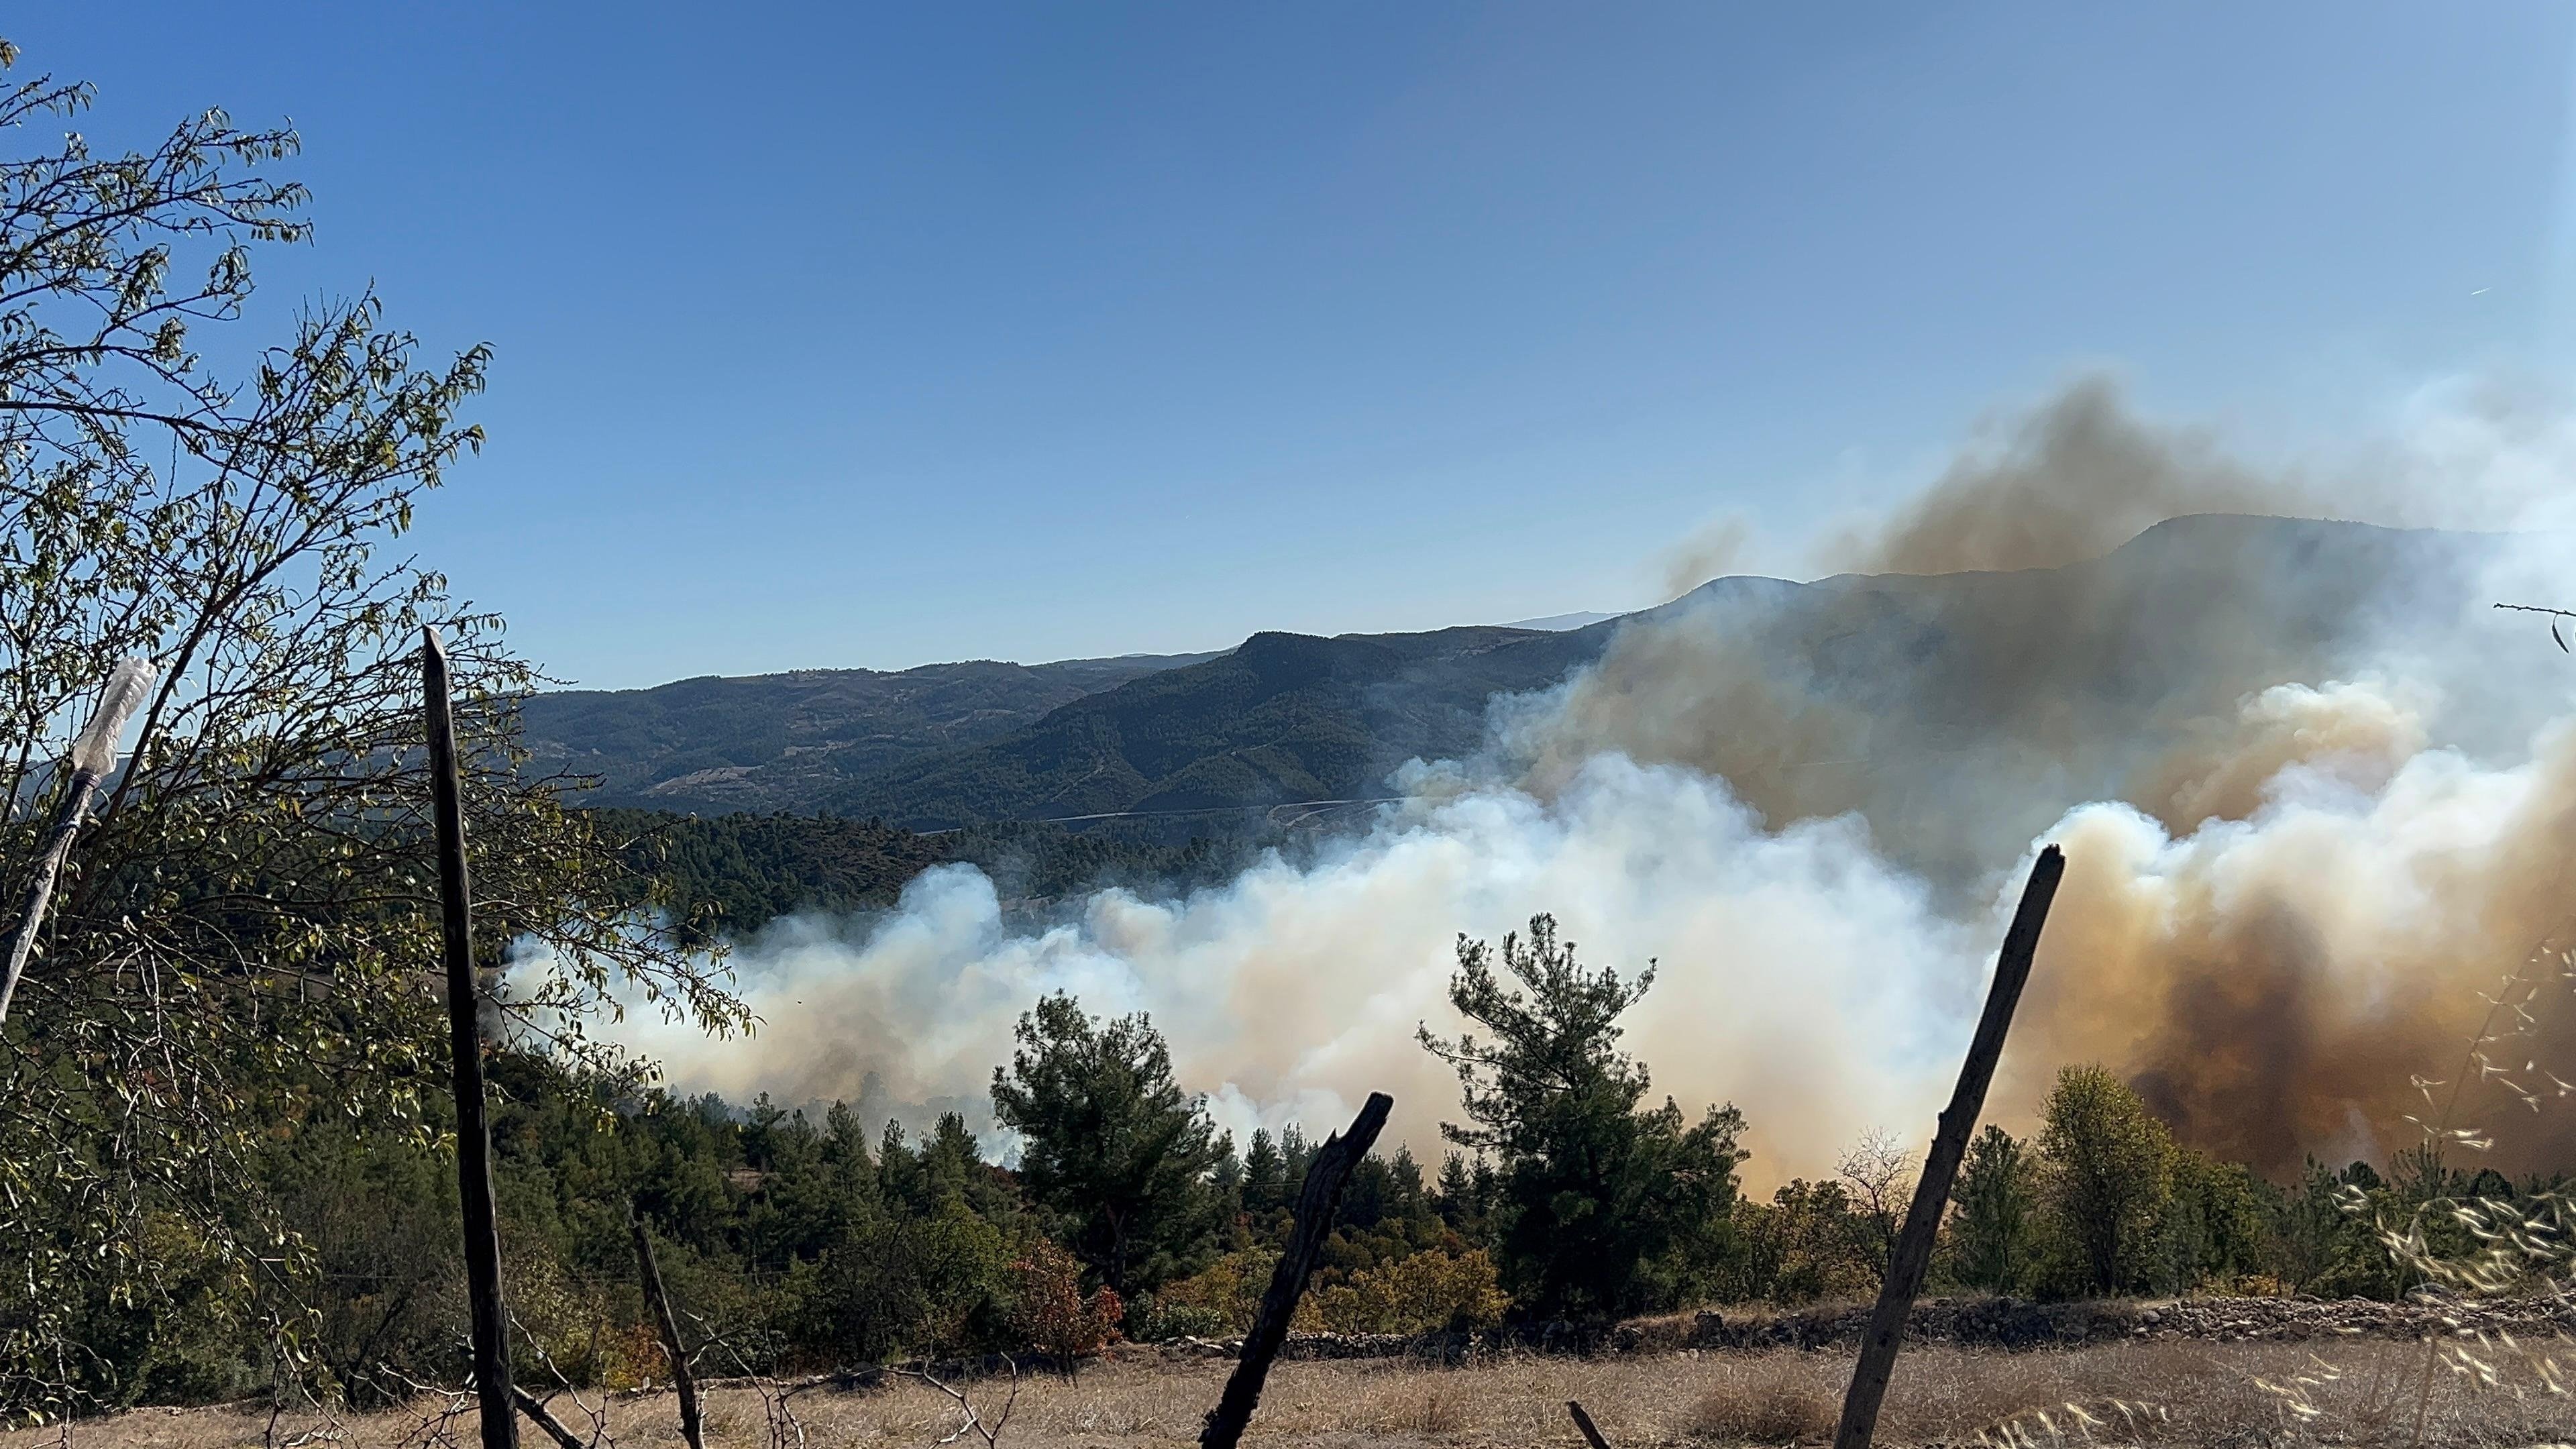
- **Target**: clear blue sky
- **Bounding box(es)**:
[19,4,2575,687]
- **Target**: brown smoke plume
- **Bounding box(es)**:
[1502,375,2574,1171]
[1817,374,2315,576]
[2006,688,2576,1173]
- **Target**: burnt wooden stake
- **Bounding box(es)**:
[631,1204,706,1449]
[511,1389,588,1449]
[1199,1091,1393,1449]
[426,628,517,1449]
[1566,1401,1615,1449]
[1833,844,2064,1449]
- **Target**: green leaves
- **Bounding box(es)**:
[0,38,741,1415]
[1420,914,1744,1319]
[989,992,1228,1297]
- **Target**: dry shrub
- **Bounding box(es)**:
[1365,1379,1473,1438]
[1009,1238,1124,1363]
[1689,1377,1837,1445]
[694,1395,763,1444]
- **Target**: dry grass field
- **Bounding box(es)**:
[21,1338,2576,1449]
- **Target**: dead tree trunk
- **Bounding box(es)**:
[1199,1091,1393,1449]
[426,629,517,1449]
[1566,1401,1615,1449]
[1832,844,2065,1449]
[631,1203,705,1449]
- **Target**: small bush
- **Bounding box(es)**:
[1121,1292,1231,1342]
[1006,1239,1123,1365]
[1689,1379,1836,1446]
[1158,1248,1280,1334]
[1299,1248,1512,1335]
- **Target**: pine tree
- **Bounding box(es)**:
[989,992,1228,1295]
[1950,1125,2036,1291]
[1242,1129,1286,1216]
[1420,913,1747,1317]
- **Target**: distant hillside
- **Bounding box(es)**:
[828,624,1609,828]
[519,652,1213,813]
[532,517,2507,852]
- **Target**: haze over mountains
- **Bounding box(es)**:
[527,515,2508,882]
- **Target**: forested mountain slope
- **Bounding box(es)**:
[535,517,2504,845]
[519,652,1212,814]
[828,624,1610,827]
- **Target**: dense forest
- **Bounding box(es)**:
[69,907,2485,1411]
[590,808,1260,940]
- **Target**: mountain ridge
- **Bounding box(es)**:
[525,515,2508,853]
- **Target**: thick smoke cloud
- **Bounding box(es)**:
[612,376,2576,1183]
[2014,681,2576,1172]
[1815,374,2315,576]
[608,755,1986,1177]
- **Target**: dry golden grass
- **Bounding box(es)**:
[22,1338,2576,1449]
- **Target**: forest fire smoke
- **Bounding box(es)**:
[610,376,2576,1183]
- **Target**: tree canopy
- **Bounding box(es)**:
[1419,913,1746,1318]
[0,42,741,1415]
[989,992,1228,1297]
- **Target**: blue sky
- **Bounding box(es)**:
[18,4,2575,687]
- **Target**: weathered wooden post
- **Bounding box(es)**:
[631,1203,706,1449]
[1831,844,2063,1449]
[1199,1091,1393,1449]
[425,627,518,1449]
[0,657,155,1022]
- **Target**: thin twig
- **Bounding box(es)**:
[891,1364,1019,1449]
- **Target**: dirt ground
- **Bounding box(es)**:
[22,1337,2576,1449]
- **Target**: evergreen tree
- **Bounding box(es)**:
[1950,1125,2037,1292]
[919,1112,983,1205]
[877,1120,923,1209]
[1419,913,1746,1318]
[989,992,1228,1295]
[1280,1124,1314,1187]
[1434,1152,1477,1230]
[1242,1129,1287,1216]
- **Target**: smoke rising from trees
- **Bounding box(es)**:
[612,376,2576,1183]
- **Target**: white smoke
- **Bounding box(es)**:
[609,753,1989,1177]
[602,374,2576,1183]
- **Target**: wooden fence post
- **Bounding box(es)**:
[1199,1091,1393,1449]
[632,1203,706,1449]
[425,627,518,1449]
[1831,845,2063,1449]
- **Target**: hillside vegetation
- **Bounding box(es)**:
[593,809,1254,941]
[521,653,1214,814]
